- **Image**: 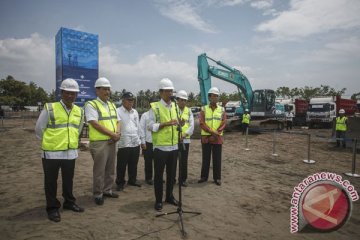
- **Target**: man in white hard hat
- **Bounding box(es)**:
[85,77,120,206]
[35,78,84,222]
[174,90,194,187]
[335,109,347,148]
[148,78,179,211]
[242,108,251,135]
[116,92,142,191]
[198,87,226,186]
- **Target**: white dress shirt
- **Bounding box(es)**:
[148,99,178,151]
[117,106,141,148]
[139,110,152,144]
[35,100,83,160]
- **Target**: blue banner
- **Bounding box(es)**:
[55,27,98,106]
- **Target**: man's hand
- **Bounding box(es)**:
[141,144,146,150]
[111,132,121,142]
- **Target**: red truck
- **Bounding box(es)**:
[276,98,309,126]
[306,96,357,128]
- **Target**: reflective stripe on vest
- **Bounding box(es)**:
[336,116,347,131]
[87,99,117,141]
[42,102,83,151]
[201,105,224,136]
[242,113,251,124]
[180,106,191,139]
[151,101,179,146]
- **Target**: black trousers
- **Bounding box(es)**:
[200,143,222,181]
[143,142,154,180]
[286,121,293,130]
[336,131,346,148]
[42,158,76,213]
[153,149,178,203]
[116,146,140,185]
[174,143,190,183]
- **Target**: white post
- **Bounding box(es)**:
[344,139,360,177]
[271,130,278,157]
[303,134,315,164]
[244,127,250,151]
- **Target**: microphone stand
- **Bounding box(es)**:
[156,97,201,238]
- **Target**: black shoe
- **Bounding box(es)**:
[116,184,124,191]
[154,202,163,211]
[128,181,142,187]
[214,180,222,186]
[103,192,119,198]
[63,203,84,212]
[198,178,207,183]
[180,181,188,187]
[48,210,61,222]
[146,179,153,185]
[94,197,104,206]
[165,197,179,206]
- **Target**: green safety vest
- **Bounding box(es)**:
[180,106,191,139]
[336,116,347,131]
[201,105,224,136]
[242,113,251,124]
[151,101,179,146]
[42,102,83,151]
[86,99,118,141]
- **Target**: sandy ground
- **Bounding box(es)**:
[0,118,359,240]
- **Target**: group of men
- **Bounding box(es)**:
[36,77,227,222]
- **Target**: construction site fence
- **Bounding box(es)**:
[245,127,359,178]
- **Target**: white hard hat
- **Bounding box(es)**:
[176,90,188,100]
[158,78,174,90]
[339,109,345,114]
[95,77,111,88]
[208,87,220,95]
[245,109,249,112]
[60,78,79,92]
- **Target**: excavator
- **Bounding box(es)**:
[196,53,284,133]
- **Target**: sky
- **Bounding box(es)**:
[0,0,359,97]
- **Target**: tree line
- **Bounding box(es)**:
[0,75,359,110]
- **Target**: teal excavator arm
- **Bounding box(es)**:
[197,53,253,109]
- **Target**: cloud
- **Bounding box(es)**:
[295,36,360,64]
[0,34,198,94]
[256,0,360,41]
[100,48,197,93]
[250,0,273,10]
[0,33,54,90]
[154,0,217,33]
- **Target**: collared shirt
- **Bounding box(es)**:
[117,106,141,148]
[179,107,194,144]
[35,100,84,160]
[139,110,152,144]
[85,97,120,122]
[199,104,226,144]
[148,99,178,151]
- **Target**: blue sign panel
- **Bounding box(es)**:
[55,27,98,106]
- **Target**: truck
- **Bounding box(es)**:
[225,101,242,117]
[197,53,284,131]
[306,96,357,128]
[276,98,309,126]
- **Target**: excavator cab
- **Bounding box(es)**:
[251,89,277,118]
